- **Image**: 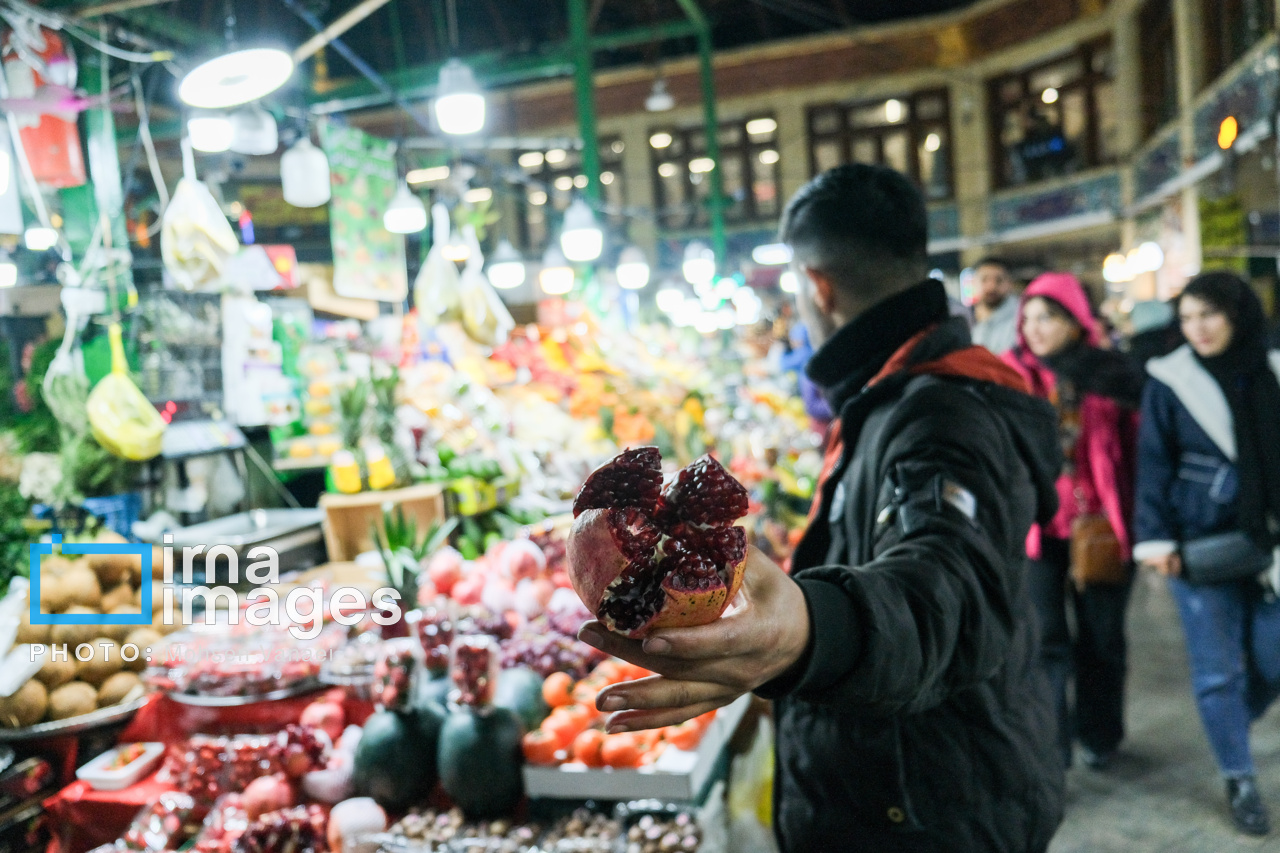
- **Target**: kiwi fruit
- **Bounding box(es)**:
[47,682,98,721]
[97,672,142,708]
[14,609,50,646]
[51,608,101,649]
[39,576,72,614]
[35,656,76,689]
[76,640,123,686]
[61,567,103,609]
[0,679,48,728]
[101,583,134,613]
[122,629,162,672]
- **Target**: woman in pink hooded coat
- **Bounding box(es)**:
[1002,272,1144,771]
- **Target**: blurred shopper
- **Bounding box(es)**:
[971,256,1020,354]
[1135,271,1280,836]
[1128,299,1183,364]
[1003,273,1144,770]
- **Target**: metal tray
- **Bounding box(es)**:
[166,677,324,707]
[164,508,324,550]
[0,696,149,742]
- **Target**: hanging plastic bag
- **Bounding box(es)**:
[726,714,779,853]
[42,290,89,433]
[161,176,239,291]
[457,225,514,347]
[86,323,166,461]
[414,203,462,325]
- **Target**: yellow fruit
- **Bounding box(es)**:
[0,679,48,728]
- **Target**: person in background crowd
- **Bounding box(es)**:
[1002,273,1145,771]
[1128,299,1183,364]
[581,164,1065,853]
[1134,271,1280,836]
[971,256,1020,355]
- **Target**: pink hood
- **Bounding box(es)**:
[1013,272,1101,352]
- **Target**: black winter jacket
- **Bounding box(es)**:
[760,281,1065,853]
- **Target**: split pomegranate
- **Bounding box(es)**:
[567,448,749,638]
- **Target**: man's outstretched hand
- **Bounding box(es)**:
[577,547,810,733]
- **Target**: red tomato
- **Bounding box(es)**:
[600,732,644,768]
[522,729,563,765]
[572,729,606,767]
[541,672,575,708]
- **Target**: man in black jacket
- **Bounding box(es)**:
[580,164,1065,853]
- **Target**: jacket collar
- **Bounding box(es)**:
[1148,344,1280,461]
[806,279,952,413]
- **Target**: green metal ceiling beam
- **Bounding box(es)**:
[673,0,726,267]
[568,0,600,202]
[115,7,211,48]
[306,20,700,114]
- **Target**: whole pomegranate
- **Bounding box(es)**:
[567,448,749,638]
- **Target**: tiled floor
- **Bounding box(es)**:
[1049,572,1280,852]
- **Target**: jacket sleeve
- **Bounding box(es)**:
[764,386,1032,717]
[1133,379,1180,560]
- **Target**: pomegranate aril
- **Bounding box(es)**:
[662,455,749,526]
[573,446,663,517]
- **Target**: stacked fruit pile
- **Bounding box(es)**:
[2,531,160,729]
[520,660,716,769]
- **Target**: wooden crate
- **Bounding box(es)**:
[319,483,446,562]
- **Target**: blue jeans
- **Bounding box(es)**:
[1169,576,1280,778]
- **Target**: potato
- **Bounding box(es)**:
[76,640,123,686]
[47,682,97,721]
[61,567,102,609]
[34,656,76,689]
[122,629,162,672]
[97,672,142,707]
[0,679,48,728]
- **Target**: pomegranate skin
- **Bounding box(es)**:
[566,508,632,615]
[567,510,748,639]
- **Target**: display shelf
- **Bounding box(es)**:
[273,455,334,472]
[522,694,750,802]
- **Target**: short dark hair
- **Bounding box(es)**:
[780,164,928,276]
[973,256,1012,274]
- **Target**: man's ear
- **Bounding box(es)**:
[802,266,838,314]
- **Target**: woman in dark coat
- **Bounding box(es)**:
[1135,271,1280,836]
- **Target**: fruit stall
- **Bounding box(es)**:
[0,7,825,850]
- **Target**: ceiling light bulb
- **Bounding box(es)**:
[1041,87,1059,105]
[383,182,427,234]
[745,117,777,136]
[406,165,450,184]
[228,104,279,155]
[1102,252,1131,283]
[656,286,685,314]
[752,243,792,265]
[682,241,716,286]
[885,98,904,123]
[560,198,603,263]
[187,111,233,152]
[645,78,674,112]
[179,47,294,109]
[615,245,650,290]
[518,151,545,168]
[779,270,799,293]
[487,239,525,289]
[924,133,942,153]
[434,58,485,136]
[540,244,574,295]
[650,132,673,149]
[0,258,15,288]
[24,226,58,251]
[281,137,330,208]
